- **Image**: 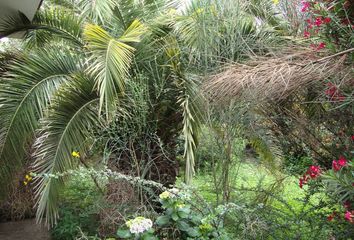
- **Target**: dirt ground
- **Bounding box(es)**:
[0,219,50,240]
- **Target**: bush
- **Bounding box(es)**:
[51,171,103,240]
[284,155,313,175]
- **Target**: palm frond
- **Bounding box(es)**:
[165,39,203,184]
[32,74,100,226]
[0,7,83,47]
[0,11,31,38]
[0,49,82,198]
[76,0,116,24]
[29,7,84,47]
[83,20,146,119]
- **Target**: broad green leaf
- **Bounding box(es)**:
[156,215,170,226]
[117,229,132,238]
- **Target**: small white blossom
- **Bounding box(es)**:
[126,217,153,234]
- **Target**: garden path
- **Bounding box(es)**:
[0,219,50,240]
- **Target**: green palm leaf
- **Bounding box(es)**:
[0,7,83,47]
[32,74,100,226]
[77,0,116,24]
[83,20,146,118]
[165,39,203,184]
[0,49,82,198]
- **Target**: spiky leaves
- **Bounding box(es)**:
[32,74,100,226]
[28,7,84,47]
[77,0,116,24]
[84,20,146,119]
[0,11,31,38]
[165,40,203,184]
[0,49,81,198]
[0,8,83,47]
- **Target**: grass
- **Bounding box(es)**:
[188,161,322,214]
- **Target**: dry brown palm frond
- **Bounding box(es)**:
[203,47,354,104]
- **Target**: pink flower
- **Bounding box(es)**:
[344,211,353,222]
[301,1,311,12]
[304,31,310,38]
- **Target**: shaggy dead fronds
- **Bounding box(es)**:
[204,47,354,104]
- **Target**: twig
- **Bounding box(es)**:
[308,48,354,65]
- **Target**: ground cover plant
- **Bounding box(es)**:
[0,0,353,239]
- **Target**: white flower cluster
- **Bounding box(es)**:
[126,217,153,234]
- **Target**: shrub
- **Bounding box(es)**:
[51,171,103,240]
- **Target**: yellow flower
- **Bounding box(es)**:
[272,0,279,5]
[25,174,32,181]
[23,181,28,186]
[159,191,171,200]
[72,151,80,158]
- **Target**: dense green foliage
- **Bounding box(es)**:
[0,0,353,239]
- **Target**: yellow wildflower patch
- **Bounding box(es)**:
[72,151,80,158]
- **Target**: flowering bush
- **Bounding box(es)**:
[299,154,354,228]
[322,156,353,223]
[301,0,354,51]
[116,187,229,239]
[117,216,155,239]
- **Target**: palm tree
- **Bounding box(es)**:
[0,0,279,225]
[0,0,204,225]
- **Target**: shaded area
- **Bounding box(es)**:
[0,219,50,240]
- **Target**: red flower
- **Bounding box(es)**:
[299,175,309,188]
[307,165,321,178]
[304,31,310,38]
[300,165,321,188]
[332,157,347,172]
[343,201,351,210]
[315,17,323,27]
[332,160,341,171]
[325,83,337,96]
[338,156,347,167]
[341,19,350,25]
[324,17,331,24]
[327,214,334,221]
[299,178,304,188]
[351,135,354,141]
[305,19,313,29]
[317,42,326,50]
[306,19,312,24]
[301,1,311,12]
